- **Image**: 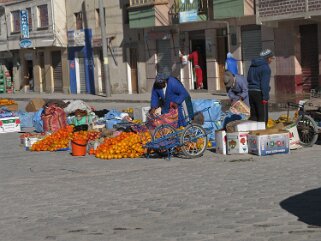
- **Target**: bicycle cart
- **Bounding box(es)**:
[144,107,215,159]
[288,89,321,146]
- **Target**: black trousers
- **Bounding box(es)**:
[249,90,268,123]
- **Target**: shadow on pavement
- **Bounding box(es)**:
[280,187,321,227]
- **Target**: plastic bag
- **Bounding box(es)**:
[148,108,178,128]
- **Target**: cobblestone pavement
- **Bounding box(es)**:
[1,130,321,241]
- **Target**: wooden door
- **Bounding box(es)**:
[130,48,138,93]
[217,33,227,90]
[300,24,319,92]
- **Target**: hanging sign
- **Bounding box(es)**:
[20,10,29,39]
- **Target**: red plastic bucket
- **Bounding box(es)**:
[71,139,88,156]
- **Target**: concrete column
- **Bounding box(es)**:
[33,51,41,93]
[205,29,220,92]
[61,48,69,93]
[44,50,53,93]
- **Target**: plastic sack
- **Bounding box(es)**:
[148,108,179,128]
[42,104,67,132]
[33,108,44,133]
[64,100,93,115]
[15,111,35,128]
[192,99,222,122]
[105,109,124,120]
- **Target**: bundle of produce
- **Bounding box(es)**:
[0,98,16,106]
[95,131,151,159]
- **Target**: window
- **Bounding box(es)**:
[27,8,32,31]
[75,12,83,30]
[11,10,20,33]
[37,4,48,28]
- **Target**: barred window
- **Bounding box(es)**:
[75,12,83,30]
[27,8,32,31]
[11,10,20,33]
[37,4,48,28]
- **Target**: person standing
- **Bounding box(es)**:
[150,73,192,127]
[224,71,249,107]
[247,49,274,123]
[188,46,204,89]
[225,52,238,75]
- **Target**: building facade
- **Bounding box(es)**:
[66,0,135,95]
[127,0,267,93]
[257,0,321,97]
[0,0,68,93]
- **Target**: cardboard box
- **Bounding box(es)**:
[234,121,266,132]
[0,117,21,133]
[215,130,227,155]
[25,98,46,112]
[284,123,301,150]
[227,131,249,154]
[248,131,289,156]
[229,100,250,115]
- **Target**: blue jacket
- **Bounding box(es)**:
[227,74,249,107]
[247,57,271,101]
[225,57,238,75]
[151,76,190,127]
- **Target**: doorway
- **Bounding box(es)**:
[300,24,319,92]
[216,29,227,90]
[24,60,33,91]
[129,48,138,93]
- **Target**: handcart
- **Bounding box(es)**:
[144,107,215,159]
[288,89,321,146]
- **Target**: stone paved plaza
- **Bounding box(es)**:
[1,130,321,241]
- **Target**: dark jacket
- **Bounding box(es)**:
[247,57,271,101]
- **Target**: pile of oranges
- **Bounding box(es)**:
[95,131,151,159]
[30,126,74,151]
[30,126,101,152]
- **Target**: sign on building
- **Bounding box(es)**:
[179,0,199,23]
[67,30,85,47]
[20,10,29,39]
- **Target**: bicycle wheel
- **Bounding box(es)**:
[296,115,318,146]
[152,124,177,154]
[180,124,208,158]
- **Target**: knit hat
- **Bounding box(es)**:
[260,49,274,59]
[155,73,167,83]
[224,71,234,88]
[227,52,234,58]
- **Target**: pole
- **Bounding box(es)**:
[99,0,111,97]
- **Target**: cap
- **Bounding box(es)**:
[224,71,234,88]
[155,73,167,83]
[260,49,274,59]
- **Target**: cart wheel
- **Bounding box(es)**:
[152,124,176,155]
[180,124,208,158]
[296,115,318,146]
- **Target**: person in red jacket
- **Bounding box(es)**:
[188,46,204,89]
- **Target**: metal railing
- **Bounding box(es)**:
[130,0,168,7]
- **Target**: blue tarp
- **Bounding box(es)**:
[192,99,223,122]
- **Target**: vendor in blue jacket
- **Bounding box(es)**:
[150,73,192,127]
[224,71,249,107]
[247,49,274,123]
